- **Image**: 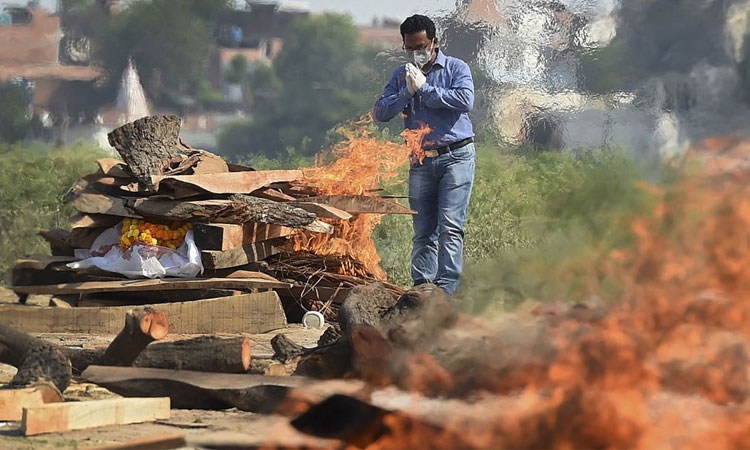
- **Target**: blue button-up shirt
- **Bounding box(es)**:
[373,50,474,149]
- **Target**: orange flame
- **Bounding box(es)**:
[307,135,750,449]
[292,115,430,279]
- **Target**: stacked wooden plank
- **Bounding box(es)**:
[9,115,410,327]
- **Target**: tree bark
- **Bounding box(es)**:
[102,307,169,367]
[271,334,304,363]
[0,323,72,392]
[134,336,251,373]
[131,194,316,227]
[65,336,251,374]
[107,115,183,192]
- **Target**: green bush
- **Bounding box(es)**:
[372,145,659,312]
[0,141,106,283]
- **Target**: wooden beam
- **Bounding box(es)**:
[21,397,170,436]
[0,384,63,421]
[81,366,365,413]
[251,187,296,202]
[13,256,78,271]
[11,277,290,296]
[154,170,303,195]
[303,195,415,215]
[0,292,287,334]
[194,222,293,251]
[201,241,284,270]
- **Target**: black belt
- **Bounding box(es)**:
[425,137,474,155]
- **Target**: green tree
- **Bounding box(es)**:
[218,13,380,158]
[0,82,31,144]
[92,0,231,104]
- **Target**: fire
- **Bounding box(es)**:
[292,115,430,279]
[310,135,750,449]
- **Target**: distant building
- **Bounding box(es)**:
[359,17,402,49]
[0,6,100,121]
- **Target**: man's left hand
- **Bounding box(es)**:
[406,63,427,95]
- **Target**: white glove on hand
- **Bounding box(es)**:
[406,63,427,96]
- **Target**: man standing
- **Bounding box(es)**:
[374,14,476,296]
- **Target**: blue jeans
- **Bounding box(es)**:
[409,143,476,295]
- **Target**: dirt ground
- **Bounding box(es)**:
[0,287,330,449]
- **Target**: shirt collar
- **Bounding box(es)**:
[433,49,447,68]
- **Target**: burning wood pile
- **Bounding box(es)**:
[11,114,411,321]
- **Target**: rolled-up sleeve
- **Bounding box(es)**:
[374,67,413,122]
[417,60,474,113]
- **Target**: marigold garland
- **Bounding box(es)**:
[119,218,192,251]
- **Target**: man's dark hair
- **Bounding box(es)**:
[400,14,436,41]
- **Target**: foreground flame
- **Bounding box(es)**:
[292,115,430,279]
[350,136,750,449]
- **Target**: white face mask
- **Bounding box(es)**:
[406,41,435,70]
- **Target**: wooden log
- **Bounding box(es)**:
[81,366,365,413]
[103,307,169,367]
[91,433,186,450]
[194,222,293,251]
[201,241,284,270]
[0,384,63,421]
[0,323,72,392]
[107,115,183,192]
[37,229,74,256]
[69,213,122,229]
[63,336,252,373]
[0,292,287,335]
[11,277,290,296]
[134,336,251,373]
[65,337,250,374]
[70,226,107,249]
[337,283,397,340]
[229,194,318,227]
[73,192,141,218]
[271,334,304,363]
[288,202,352,220]
[303,195,416,215]
[22,397,170,436]
[130,194,317,227]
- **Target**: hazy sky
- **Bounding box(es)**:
[306,0,457,24]
[2,0,457,24]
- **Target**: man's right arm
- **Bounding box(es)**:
[373,67,413,122]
